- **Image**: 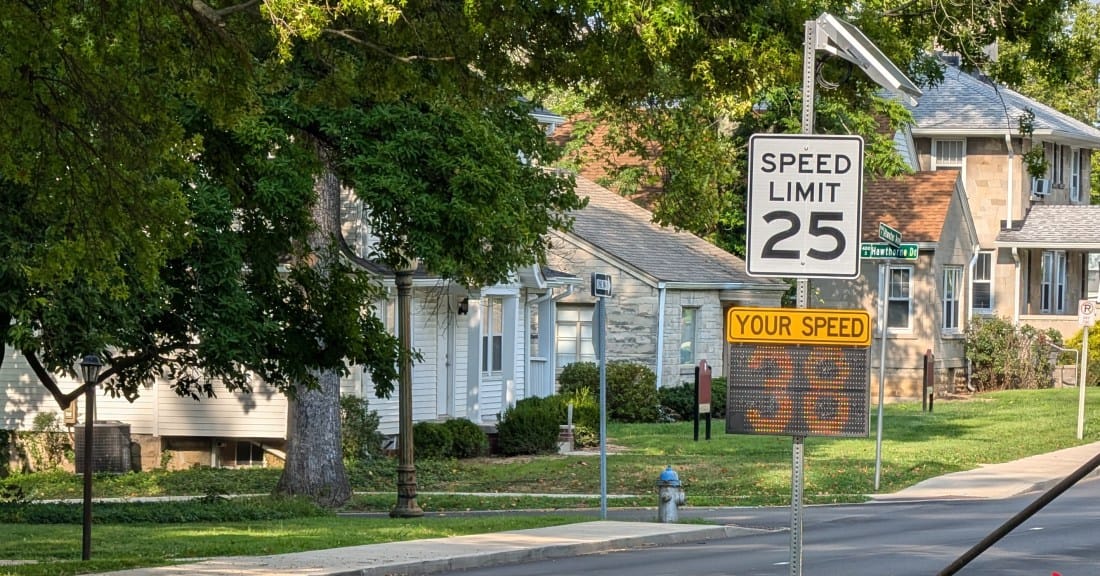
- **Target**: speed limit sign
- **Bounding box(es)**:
[746,134,864,279]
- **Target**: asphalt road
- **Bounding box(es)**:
[448,477,1100,576]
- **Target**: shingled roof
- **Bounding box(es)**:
[905,65,1100,146]
[566,175,784,287]
[861,169,963,243]
[996,205,1100,248]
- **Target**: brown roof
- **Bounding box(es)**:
[861,169,961,242]
[551,115,662,207]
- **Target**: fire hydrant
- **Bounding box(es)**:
[657,465,685,523]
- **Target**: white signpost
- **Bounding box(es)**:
[746,134,864,279]
[1078,300,1095,439]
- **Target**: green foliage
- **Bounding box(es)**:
[0,496,328,525]
[557,361,660,423]
[658,377,727,421]
[413,422,454,460]
[557,362,600,397]
[24,413,72,471]
[1065,327,1100,387]
[0,429,11,477]
[497,397,561,456]
[442,419,489,459]
[340,395,383,462]
[966,316,1062,390]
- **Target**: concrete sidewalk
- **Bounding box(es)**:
[90,440,1100,576]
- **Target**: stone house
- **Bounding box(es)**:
[814,169,979,398]
[904,64,1100,339]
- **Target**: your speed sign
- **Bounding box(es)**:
[746,134,864,278]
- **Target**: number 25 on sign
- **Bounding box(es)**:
[746,134,864,279]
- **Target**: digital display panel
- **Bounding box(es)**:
[726,343,870,438]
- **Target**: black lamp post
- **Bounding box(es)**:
[391,255,423,518]
[80,354,102,561]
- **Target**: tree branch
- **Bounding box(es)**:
[324,29,456,63]
[23,351,83,409]
[190,0,260,26]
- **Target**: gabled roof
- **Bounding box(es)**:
[996,205,1100,249]
[905,65,1100,147]
[566,175,784,287]
[861,169,967,243]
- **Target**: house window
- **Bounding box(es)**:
[972,251,993,313]
[943,267,963,332]
[1088,253,1100,301]
[234,442,265,467]
[481,297,503,373]
[887,266,912,330]
[555,305,595,368]
[1053,144,1065,185]
[1041,250,1067,314]
[933,139,964,169]
[1070,148,1081,202]
[679,308,698,365]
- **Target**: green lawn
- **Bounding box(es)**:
[2,388,1099,574]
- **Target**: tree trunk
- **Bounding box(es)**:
[275,155,350,507]
[276,369,350,507]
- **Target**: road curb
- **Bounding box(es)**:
[323,524,737,576]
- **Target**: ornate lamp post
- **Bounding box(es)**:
[80,354,102,561]
[391,254,423,518]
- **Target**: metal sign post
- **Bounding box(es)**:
[875,263,887,490]
[592,273,612,519]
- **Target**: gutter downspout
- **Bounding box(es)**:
[1012,247,1021,325]
[655,282,667,389]
[1006,133,1015,229]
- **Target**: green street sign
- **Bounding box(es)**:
[861,243,918,259]
[878,222,902,247]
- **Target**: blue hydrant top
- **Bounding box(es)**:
[658,465,681,486]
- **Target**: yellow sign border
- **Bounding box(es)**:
[726,307,871,346]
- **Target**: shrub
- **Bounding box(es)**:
[24,413,72,471]
[558,362,599,398]
[657,383,693,421]
[497,397,560,456]
[1065,327,1100,387]
[413,422,453,460]
[966,316,1061,390]
[0,430,11,477]
[340,395,383,463]
[443,419,488,459]
[710,377,728,417]
[606,361,659,422]
[556,361,661,423]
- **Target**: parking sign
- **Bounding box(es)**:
[746,134,864,278]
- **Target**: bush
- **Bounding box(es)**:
[413,422,453,460]
[497,397,560,456]
[657,384,693,421]
[606,361,659,422]
[966,316,1061,390]
[340,395,383,463]
[558,362,599,398]
[658,376,727,421]
[1065,327,1100,387]
[443,419,488,459]
[556,361,661,423]
[0,430,11,477]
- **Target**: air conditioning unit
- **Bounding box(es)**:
[75,421,132,473]
[1031,177,1051,196]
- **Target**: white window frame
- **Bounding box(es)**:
[555,305,596,368]
[971,251,994,314]
[679,307,699,366]
[932,139,965,170]
[1041,250,1067,314]
[1070,148,1081,202]
[942,266,963,333]
[887,266,913,331]
[481,297,504,373]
